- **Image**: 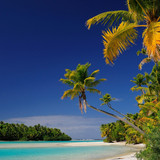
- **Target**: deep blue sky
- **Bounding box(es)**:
[0,0,154,138]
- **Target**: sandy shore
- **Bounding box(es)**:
[104,153,137,160]
[101,143,144,160]
[0,141,145,160]
[0,141,144,149]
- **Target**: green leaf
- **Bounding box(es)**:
[86,88,101,94]
[90,70,100,77]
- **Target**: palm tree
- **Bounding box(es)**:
[130,73,147,95]
[60,63,106,113]
[86,0,160,65]
[132,63,160,104]
[60,63,145,134]
[100,93,136,122]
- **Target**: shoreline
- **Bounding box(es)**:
[0,141,145,160]
[103,152,137,160]
[102,143,145,160]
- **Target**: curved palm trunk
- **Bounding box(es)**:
[85,101,145,135]
[107,103,136,123]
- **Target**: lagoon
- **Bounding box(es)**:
[0,141,140,160]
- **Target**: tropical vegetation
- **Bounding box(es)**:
[60,63,144,134]
[100,62,160,160]
[60,0,160,159]
[100,113,143,144]
[0,121,71,141]
[136,116,160,160]
[86,0,160,65]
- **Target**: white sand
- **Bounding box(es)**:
[0,141,145,160]
[0,141,141,148]
[105,153,137,160]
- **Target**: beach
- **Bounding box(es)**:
[0,141,145,160]
[105,153,137,160]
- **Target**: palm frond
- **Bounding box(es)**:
[102,22,138,64]
[70,92,79,100]
[61,89,77,99]
[84,77,95,86]
[73,83,83,91]
[142,21,160,62]
[138,57,151,70]
[89,78,106,87]
[90,70,100,77]
[131,86,148,92]
[127,0,148,20]
[86,10,134,29]
[69,71,78,82]
[86,88,101,94]
[136,48,147,56]
[59,78,74,86]
[64,69,72,78]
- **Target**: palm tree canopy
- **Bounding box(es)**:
[130,73,146,87]
[86,0,160,64]
[60,63,106,113]
[100,93,116,105]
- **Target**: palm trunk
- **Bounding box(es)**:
[107,103,136,123]
[86,102,145,135]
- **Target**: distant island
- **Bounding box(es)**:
[0,121,72,141]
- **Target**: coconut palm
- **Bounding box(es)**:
[60,63,106,113]
[86,0,160,64]
[100,93,136,122]
[133,63,160,104]
[60,63,145,134]
[130,73,147,95]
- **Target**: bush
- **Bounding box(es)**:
[136,124,160,160]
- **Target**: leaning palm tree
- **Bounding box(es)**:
[60,63,106,113]
[100,93,135,122]
[86,0,160,65]
[60,63,145,134]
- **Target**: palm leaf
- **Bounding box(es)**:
[69,71,78,82]
[86,88,101,94]
[127,0,148,18]
[73,83,83,91]
[142,21,160,62]
[59,78,74,86]
[88,78,106,87]
[61,89,76,99]
[64,69,72,78]
[102,22,138,64]
[131,86,148,92]
[86,10,134,29]
[84,77,95,86]
[138,57,151,70]
[90,70,100,77]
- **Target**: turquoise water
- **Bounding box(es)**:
[0,140,102,144]
[0,141,138,160]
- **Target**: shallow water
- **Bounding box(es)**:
[0,141,138,160]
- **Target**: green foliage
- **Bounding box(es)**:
[86,0,160,64]
[100,93,115,105]
[0,122,71,141]
[60,63,106,113]
[136,124,160,160]
[101,120,126,143]
[101,113,144,144]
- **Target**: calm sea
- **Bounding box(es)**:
[0,141,138,160]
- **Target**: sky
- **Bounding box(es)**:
[0,0,154,139]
